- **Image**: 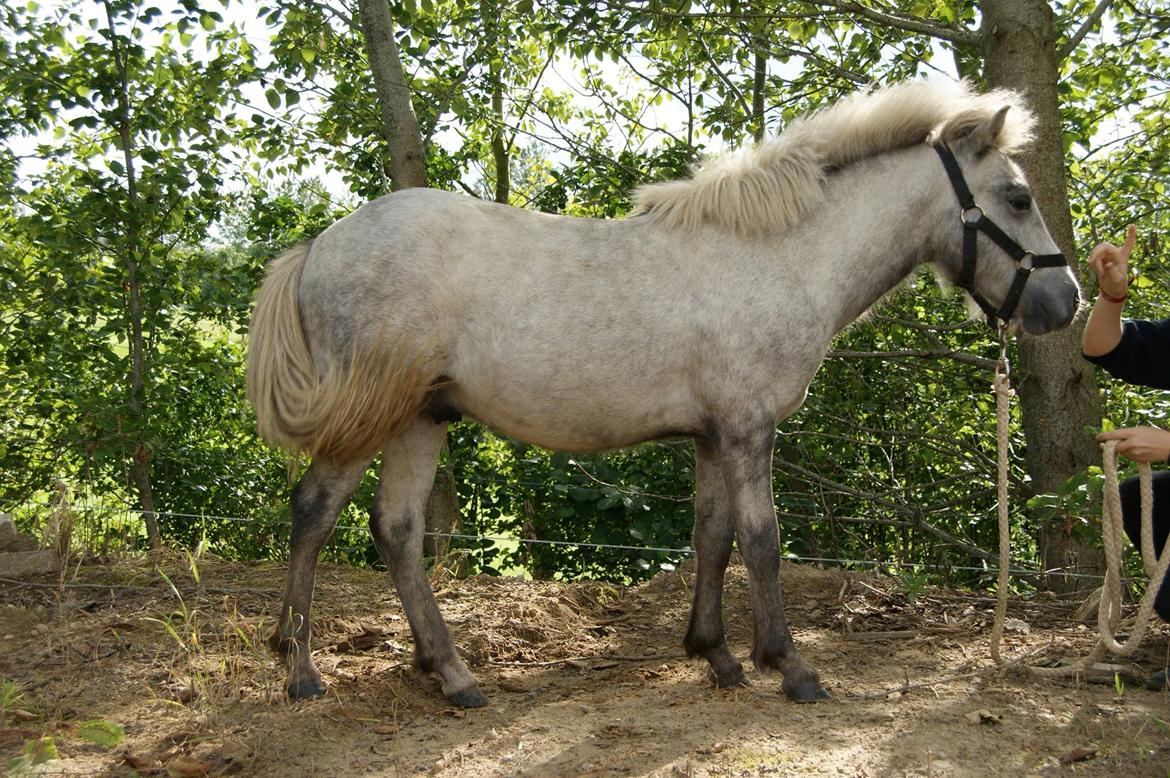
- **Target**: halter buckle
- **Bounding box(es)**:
[960,205,984,226]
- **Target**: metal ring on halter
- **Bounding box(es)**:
[960,205,984,225]
[1019,253,1035,271]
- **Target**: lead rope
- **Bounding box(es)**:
[989,345,1169,674]
[989,331,1012,665]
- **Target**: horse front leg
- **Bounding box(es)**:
[716,423,829,702]
[371,418,486,708]
[684,437,747,688]
[271,457,369,700]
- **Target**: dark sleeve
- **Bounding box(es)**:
[1082,317,1170,390]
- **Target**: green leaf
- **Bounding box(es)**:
[77,719,126,748]
[264,88,280,109]
[23,735,58,765]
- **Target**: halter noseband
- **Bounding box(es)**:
[933,142,1068,328]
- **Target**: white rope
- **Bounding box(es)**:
[990,363,1170,675]
[1092,440,1166,657]
[989,357,1013,664]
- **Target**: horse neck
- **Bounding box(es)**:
[796,145,944,334]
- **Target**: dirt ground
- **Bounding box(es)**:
[1,556,1168,777]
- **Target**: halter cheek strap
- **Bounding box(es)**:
[932,143,1068,328]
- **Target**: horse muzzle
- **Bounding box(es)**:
[1017,275,1080,336]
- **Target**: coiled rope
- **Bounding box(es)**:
[990,351,1169,675]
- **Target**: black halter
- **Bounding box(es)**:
[932,142,1068,328]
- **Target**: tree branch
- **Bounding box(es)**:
[1057,0,1113,61]
[773,458,998,563]
[828,347,999,372]
[804,1,981,47]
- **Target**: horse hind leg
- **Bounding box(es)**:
[370,417,486,708]
[271,456,370,700]
[684,437,747,688]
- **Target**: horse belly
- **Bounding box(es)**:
[447,375,699,452]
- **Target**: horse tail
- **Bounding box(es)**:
[246,242,437,462]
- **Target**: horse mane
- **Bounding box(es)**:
[631,80,1035,236]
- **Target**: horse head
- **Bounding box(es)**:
[931,107,1081,336]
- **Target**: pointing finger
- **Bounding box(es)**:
[1120,223,1137,260]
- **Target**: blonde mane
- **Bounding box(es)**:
[632,80,1035,235]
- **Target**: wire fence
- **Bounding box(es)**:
[0,497,1138,585]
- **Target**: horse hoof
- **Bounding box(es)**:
[447,686,488,708]
[785,681,831,703]
[707,667,751,689]
[268,631,291,656]
[286,677,327,700]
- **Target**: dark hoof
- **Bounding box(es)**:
[286,677,327,700]
[707,666,751,689]
[268,631,288,655]
[447,687,488,708]
[785,680,831,703]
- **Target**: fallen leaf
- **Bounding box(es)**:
[165,755,210,777]
[77,718,126,747]
[220,740,252,763]
[696,742,726,755]
[3,709,38,722]
[497,679,527,693]
[964,709,1001,726]
[334,627,388,653]
[1058,746,1097,765]
[1004,618,1031,634]
[123,751,157,771]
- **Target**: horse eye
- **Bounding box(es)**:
[1009,193,1032,212]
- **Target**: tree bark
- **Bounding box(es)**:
[356,0,427,189]
[980,0,1105,591]
[105,0,161,553]
[482,0,509,203]
[357,0,464,565]
[751,40,767,143]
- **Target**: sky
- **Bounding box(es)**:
[6,1,1134,214]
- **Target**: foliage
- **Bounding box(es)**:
[1,1,1168,586]
[76,719,126,749]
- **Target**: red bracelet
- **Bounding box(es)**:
[1099,289,1128,304]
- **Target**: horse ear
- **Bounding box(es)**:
[959,106,1011,156]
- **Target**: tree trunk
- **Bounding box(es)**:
[980,0,1105,591]
[751,40,767,143]
[358,0,464,565]
[483,0,509,203]
[106,0,161,553]
[424,448,464,574]
[356,0,427,189]
[490,82,508,203]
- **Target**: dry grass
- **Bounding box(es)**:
[1,555,1168,776]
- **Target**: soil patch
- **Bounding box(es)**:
[1,557,1168,776]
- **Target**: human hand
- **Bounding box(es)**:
[1087,224,1136,300]
[1096,426,1170,463]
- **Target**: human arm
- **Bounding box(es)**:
[1096,426,1170,463]
[1082,224,1134,357]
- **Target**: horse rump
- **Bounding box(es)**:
[245,242,435,462]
